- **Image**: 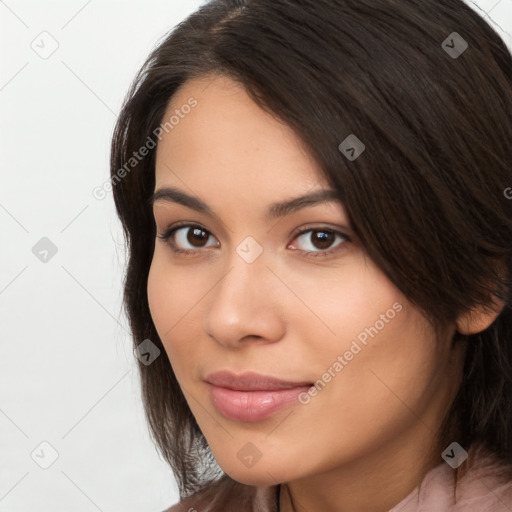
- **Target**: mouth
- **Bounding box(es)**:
[204,370,313,422]
[204,370,313,391]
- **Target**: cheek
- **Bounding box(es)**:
[292,258,439,410]
[147,257,184,358]
[324,302,441,431]
[147,251,197,327]
[288,255,404,347]
[147,255,206,367]
[147,258,168,333]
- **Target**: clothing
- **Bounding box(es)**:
[163,443,512,511]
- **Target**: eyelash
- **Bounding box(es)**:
[156,222,351,259]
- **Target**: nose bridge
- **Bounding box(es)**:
[217,234,270,302]
[203,241,285,346]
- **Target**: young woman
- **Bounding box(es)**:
[110,0,512,510]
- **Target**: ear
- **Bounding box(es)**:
[455,297,505,335]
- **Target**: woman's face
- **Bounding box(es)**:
[147,74,465,486]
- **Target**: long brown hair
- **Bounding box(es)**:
[110,0,512,501]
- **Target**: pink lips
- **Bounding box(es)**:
[205,371,312,422]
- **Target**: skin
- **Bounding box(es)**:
[147,74,501,512]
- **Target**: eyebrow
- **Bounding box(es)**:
[149,186,344,220]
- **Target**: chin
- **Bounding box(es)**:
[225,470,279,487]
[220,460,297,487]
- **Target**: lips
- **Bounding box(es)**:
[204,370,313,422]
[204,370,312,391]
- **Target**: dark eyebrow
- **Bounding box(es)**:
[149,186,344,220]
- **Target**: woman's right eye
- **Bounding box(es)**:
[157,224,220,256]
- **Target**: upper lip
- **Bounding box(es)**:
[205,370,312,391]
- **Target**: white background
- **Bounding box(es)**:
[0,1,511,511]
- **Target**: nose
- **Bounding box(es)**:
[203,250,286,348]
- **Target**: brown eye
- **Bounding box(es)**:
[157,224,220,254]
[289,228,349,258]
[310,231,336,250]
[186,227,210,247]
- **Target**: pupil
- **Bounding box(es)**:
[313,231,334,249]
[188,228,208,247]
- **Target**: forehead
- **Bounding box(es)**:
[154,74,327,192]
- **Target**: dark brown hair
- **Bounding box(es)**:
[110,0,512,502]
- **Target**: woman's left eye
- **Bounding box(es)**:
[288,228,350,258]
[157,224,350,258]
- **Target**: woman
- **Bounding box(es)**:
[110,0,512,510]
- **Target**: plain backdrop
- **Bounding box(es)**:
[0,1,511,511]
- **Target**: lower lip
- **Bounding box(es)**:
[208,383,311,422]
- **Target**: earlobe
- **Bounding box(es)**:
[455,298,505,335]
